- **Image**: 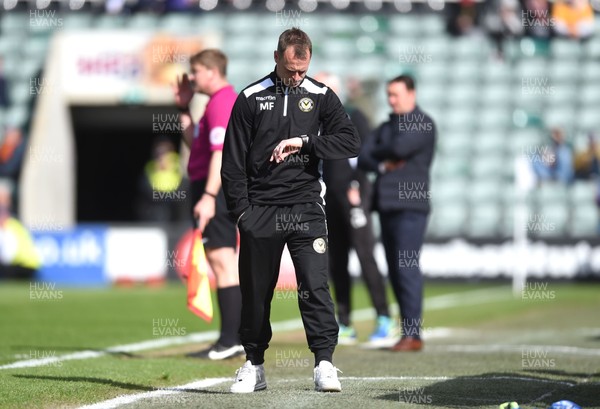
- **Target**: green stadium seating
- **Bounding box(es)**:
[430,202,468,237]
[127,13,159,29]
[467,180,502,204]
[534,202,569,237]
[550,39,583,59]
[467,202,502,237]
[570,181,597,205]
[569,203,598,237]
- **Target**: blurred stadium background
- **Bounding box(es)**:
[1,1,600,408]
[1,1,600,288]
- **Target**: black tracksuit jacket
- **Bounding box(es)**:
[221,70,361,220]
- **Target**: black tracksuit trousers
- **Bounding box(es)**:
[237,202,338,366]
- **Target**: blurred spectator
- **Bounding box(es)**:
[315,72,395,347]
[136,137,184,222]
[0,58,9,108]
[483,0,525,59]
[574,133,600,179]
[359,75,436,352]
[446,0,484,37]
[0,180,40,280]
[552,0,595,40]
[523,0,554,40]
[0,127,26,213]
[532,128,574,185]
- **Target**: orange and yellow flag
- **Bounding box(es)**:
[187,229,213,322]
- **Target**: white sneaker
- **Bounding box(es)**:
[230,360,266,393]
[207,344,245,360]
[314,360,342,392]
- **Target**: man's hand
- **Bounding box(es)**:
[172,73,194,109]
[383,160,406,172]
[193,194,216,232]
[347,187,361,207]
[270,137,302,163]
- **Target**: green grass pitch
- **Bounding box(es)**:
[0,281,599,408]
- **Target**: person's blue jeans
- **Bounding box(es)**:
[379,209,429,338]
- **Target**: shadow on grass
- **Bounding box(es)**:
[375,371,598,408]
[12,375,230,395]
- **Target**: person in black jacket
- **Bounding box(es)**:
[359,75,436,353]
[221,28,360,393]
[315,72,394,347]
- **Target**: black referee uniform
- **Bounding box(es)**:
[221,70,361,366]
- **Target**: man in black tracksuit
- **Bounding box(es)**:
[359,75,436,352]
[221,28,360,393]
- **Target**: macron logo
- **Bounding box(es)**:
[259,101,274,110]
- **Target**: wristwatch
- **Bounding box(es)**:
[300,135,309,146]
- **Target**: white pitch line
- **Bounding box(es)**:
[1,287,510,371]
[0,331,219,370]
[77,377,230,409]
[428,344,600,357]
[77,374,582,409]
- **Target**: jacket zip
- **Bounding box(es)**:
[283,87,288,117]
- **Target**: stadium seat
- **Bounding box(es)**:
[550,39,582,59]
[388,15,421,37]
[127,13,159,29]
[473,130,507,155]
[579,84,600,106]
[480,84,512,108]
[437,131,472,156]
[569,181,597,205]
[0,12,27,34]
[569,203,598,237]
[581,61,600,83]
[353,56,387,78]
[514,58,547,79]
[449,60,481,83]
[222,34,261,58]
[467,203,502,237]
[439,107,476,132]
[482,61,511,83]
[431,177,469,203]
[419,37,450,61]
[417,62,448,83]
[584,37,600,59]
[508,128,545,156]
[62,12,93,30]
[95,14,126,29]
[158,14,193,33]
[9,82,30,106]
[451,37,490,61]
[533,183,570,206]
[416,84,445,109]
[542,107,576,129]
[429,202,468,237]
[444,83,479,106]
[420,15,445,36]
[0,36,20,56]
[532,202,569,237]
[476,108,512,131]
[4,104,28,128]
[577,108,600,131]
[23,36,49,59]
[192,14,226,33]
[467,180,502,204]
[322,14,360,35]
[548,60,579,84]
[469,154,506,179]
